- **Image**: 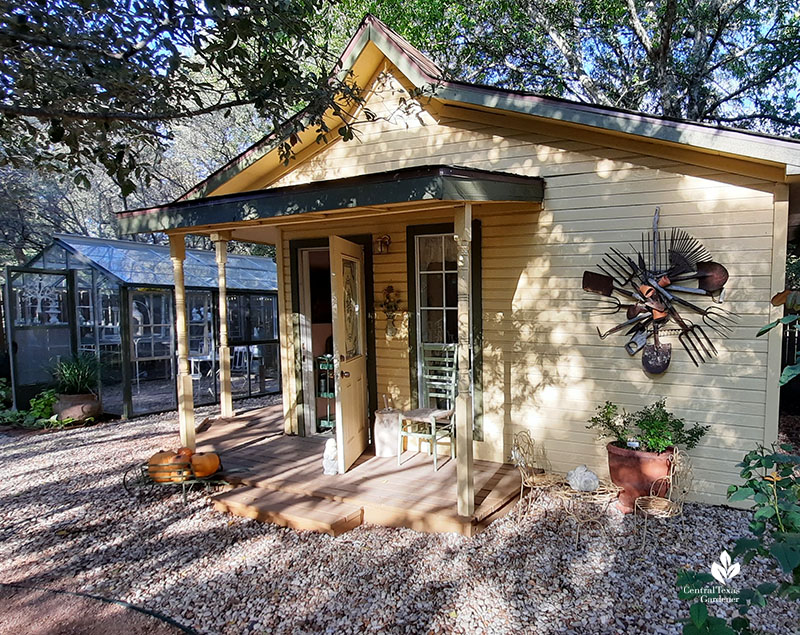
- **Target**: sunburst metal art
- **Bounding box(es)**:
[581,208,737,374]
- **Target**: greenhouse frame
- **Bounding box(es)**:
[3,234,279,417]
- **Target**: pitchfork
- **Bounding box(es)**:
[670,308,718,366]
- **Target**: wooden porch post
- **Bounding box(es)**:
[169,234,196,449]
[455,203,475,517]
[212,232,234,418]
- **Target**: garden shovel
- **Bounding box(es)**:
[642,324,671,374]
[582,271,637,299]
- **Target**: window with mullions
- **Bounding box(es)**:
[409,223,483,441]
[416,234,458,344]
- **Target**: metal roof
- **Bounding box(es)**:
[54,234,277,291]
[117,165,545,234]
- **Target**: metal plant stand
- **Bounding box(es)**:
[122,462,229,505]
[554,480,623,546]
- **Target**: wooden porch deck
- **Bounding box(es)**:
[197,405,520,536]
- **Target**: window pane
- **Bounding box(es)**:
[419,272,443,308]
[420,309,444,343]
[444,235,457,270]
[445,309,457,343]
[417,236,443,272]
[249,295,276,340]
[227,295,244,342]
[445,273,457,307]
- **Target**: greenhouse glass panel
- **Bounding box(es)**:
[7,235,279,415]
[95,278,124,415]
[130,289,176,415]
[187,290,217,407]
[8,271,71,404]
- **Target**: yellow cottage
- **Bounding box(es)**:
[119,16,799,529]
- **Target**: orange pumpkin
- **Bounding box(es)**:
[148,451,191,483]
[190,452,221,478]
[176,446,195,459]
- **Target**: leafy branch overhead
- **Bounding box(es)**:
[0,0,365,194]
[342,0,800,135]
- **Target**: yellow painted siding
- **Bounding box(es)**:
[248,72,779,505]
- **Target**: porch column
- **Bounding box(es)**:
[169,234,196,449]
[212,232,234,418]
[455,203,475,517]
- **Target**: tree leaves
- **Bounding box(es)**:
[0,0,361,193]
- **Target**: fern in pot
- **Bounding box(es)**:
[587,399,708,512]
[51,354,102,422]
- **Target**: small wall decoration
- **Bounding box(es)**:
[582,208,737,374]
[378,285,401,337]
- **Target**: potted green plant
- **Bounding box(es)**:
[51,354,102,422]
[587,399,708,512]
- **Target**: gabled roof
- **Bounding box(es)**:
[44,234,277,291]
[178,15,800,203]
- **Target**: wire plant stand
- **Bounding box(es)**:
[122,462,231,505]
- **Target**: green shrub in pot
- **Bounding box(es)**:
[587,398,709,512]
[50,354,102,421]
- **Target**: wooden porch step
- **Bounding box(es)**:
[210,486,364,536]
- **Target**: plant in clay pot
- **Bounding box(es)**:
[587,399,708,512]
[50,354,102,422]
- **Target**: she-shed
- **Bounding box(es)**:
[118,16,799,516]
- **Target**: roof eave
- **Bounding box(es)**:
[118,166,544,235]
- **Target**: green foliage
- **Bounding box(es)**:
[587,399,708,453]
[787,243,800,289]
[677,444,800,633]
[0,388,83,430]
[758,287,800,386]
[586,401,630,446]
[0,0,363,194]
[630,399,709,453]
[50,355,100,395]
[0,378,12,407]
[28,389,57,420]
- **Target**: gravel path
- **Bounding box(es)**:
[1,400,798,634]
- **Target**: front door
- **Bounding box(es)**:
[330,236,368,472]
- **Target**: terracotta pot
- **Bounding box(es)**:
[54,393,102,422]
[606,442,673,513]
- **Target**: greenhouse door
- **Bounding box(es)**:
[330,236,368,474]
[5,269,74,409]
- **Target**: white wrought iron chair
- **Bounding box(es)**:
[510,430,562,518]
[634,448,693,548]
[398,343,457,471]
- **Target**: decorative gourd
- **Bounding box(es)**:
[148,451,191,483]
[190,452,221,478]
[176,446,194,459]
[148,451,175,483]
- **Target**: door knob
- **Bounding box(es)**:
[340,370,350,378]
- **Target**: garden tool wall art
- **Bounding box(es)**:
[581,208,737,374]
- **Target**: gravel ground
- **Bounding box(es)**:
[1,399,798,635]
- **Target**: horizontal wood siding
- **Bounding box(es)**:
[259,72,778,505]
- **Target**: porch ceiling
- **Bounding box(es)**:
[118,165,544,235]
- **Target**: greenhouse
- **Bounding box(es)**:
[3,234,279,417]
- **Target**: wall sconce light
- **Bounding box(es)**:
[373,234,392,255]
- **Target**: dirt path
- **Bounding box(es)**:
[0,585,191,635]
